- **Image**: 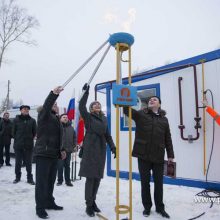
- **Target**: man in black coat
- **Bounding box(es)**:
[34,86,66,219]
[123,96,174,219]
[12,105,37,184]
[0,112,13,167]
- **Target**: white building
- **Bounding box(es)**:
[96,49,220,190]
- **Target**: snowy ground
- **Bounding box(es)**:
[0,158,219,220]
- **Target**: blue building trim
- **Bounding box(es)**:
[106,87,112,177]
[103,49,220,189]
[120,83,160,131]
[97,49,220,91]
[107,170,220,191]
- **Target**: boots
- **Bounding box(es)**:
[143,209,151,217]
[86,205,95,217]
[46,203,63,210]
[36,209,48,219]
[93,201,101,213]
[13,178,20,184]
[27,178,35,185]
[156,209,170,218]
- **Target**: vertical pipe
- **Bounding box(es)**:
[116,43,120,220]
[201,60,206,175]
[128,47,132,220]
[193,65,200,118]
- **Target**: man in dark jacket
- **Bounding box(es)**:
[12,105,37,184]
[123,96,174,219]
[79,84,116,217]
[57,113,76,186]
[34,86,66,219]
[0,112,13,167]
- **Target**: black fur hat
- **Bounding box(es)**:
[20,105,30,110]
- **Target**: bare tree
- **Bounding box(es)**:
[0,98,13,113]
[0,98,24,114]
[0,0,39,69]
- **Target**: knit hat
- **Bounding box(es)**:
[20,105,30,110]
[146,96,161,104]
[60,113,68,119]
[89,101,101,112]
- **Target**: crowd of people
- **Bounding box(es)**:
[0,84,177,219]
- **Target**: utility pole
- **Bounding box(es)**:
[6,80,10,110]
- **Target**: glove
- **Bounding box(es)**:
[111,147,116,159]
[82,83,90,92]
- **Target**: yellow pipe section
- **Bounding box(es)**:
[128,47,133,220]
[115,42,133,220]
[116,43,120,220]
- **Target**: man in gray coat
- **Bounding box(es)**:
[57,113,76,186]
[79,83,116,217]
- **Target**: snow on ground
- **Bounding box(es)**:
[0,158,219,220]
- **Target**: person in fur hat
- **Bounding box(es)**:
[123,96,174,219]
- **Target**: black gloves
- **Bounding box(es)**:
[82,83,90,93]
[111,147,116,159]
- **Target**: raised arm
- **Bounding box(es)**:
[79,83,90,121]
[39,86,63,120]
[123,106,139,121]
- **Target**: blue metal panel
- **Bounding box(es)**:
[112,84,137,106]
[120,83,160,131]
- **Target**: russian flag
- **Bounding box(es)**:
[77,116,85,145]
[67,98,75,120]
[74,105,85,145]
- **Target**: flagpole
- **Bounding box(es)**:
[68,88,75,182]
[71,154,74,181]
[73,90,81,181]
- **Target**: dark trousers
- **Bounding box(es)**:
[138,158,164,211]
[14,148,33,180]
[85,177,101,206]
[57,152,71,183]
[35,156,58,210]
[0,143,10,165]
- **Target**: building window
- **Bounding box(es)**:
[120,83,160,131]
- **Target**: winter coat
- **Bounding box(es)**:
[0,118,13,145]
[12,114,36,150]
[34,91,63,159]
[123,107,174,163]
[61,122,76,153]
[78,91,116,179]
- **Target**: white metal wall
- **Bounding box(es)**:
[110,59,220,183]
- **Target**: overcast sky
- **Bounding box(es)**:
[1,0,220,108]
